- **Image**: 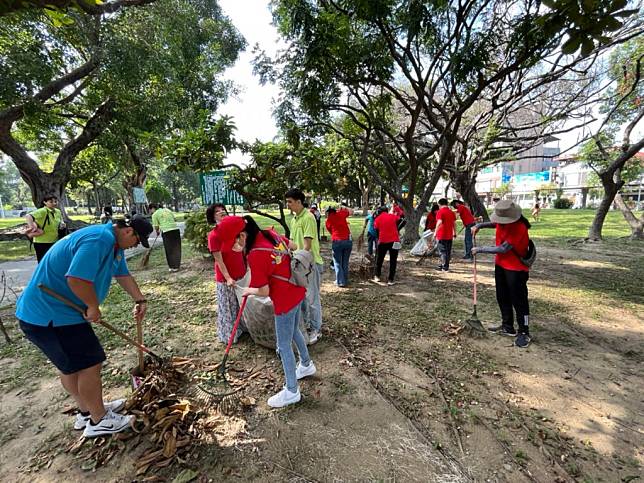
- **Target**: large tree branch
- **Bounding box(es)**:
[1,0,157,16]
[53,99,115,183]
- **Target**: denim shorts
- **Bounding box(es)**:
[19,320,106,374]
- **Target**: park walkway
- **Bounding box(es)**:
[0,223,184,306]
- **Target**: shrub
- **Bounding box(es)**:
[183,210,212,253]
[553,197,573,209]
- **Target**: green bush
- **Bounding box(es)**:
[553,197,573,209]
[183,210,212,253]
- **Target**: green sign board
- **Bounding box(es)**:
[199,171,244,206]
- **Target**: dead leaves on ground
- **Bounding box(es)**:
[66,356,247,477]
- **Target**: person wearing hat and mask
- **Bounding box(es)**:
[471,200,532,348]
[15,216,154,437]
[216,215,317,408]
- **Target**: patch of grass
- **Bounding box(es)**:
[0,240,32,262]
[328,372,355,397]
[0,317,56,392]
[0,218,24,230]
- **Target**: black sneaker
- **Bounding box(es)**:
[488,325,517,337]
[515,333,531,348]
[435,265,444,271]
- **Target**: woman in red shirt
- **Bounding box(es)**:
[450,200,476,260]
[325,206,353,287]
[217,215,317,408]
[472,200,532,348]
[373,206,400,285]
[206,204,247,344]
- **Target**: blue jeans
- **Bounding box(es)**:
[367,233,377,255]
[275,302,311,392]
[464,224,474,258]
[332,239,352,286]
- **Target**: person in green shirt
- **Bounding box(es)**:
[286,188,323,344]
[149,204,181,271]
[25,194,67,263]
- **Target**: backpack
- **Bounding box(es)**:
[512,239,537,268]
[251,247,314,288]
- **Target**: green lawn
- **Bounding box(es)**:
[0,240,32,262]
[247,208,639,242]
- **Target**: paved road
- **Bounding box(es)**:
[0,224,183,307]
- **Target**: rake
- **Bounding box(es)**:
[463,239,486,335]
[190,295,248,412]
[38,284,167,365]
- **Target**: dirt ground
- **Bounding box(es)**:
[0,237,642,482]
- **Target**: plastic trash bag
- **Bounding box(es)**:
[232,270,309,349]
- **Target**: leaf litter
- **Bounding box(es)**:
[65,355,251,477]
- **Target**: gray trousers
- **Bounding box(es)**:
[302,263,323,331]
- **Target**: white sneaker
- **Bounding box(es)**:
[267,387,301,408]
[307,329,321,345]
[295,361,317,380]
[83,409,134,438]
[73,399,126,430]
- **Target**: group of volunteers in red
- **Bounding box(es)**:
[207,193,530,407]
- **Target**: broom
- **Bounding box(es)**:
[140,232,160,268]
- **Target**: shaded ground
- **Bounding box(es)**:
[0,236,642,482]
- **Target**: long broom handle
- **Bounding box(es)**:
[38,283,162,361]
[472,235,477,306]
[219,295,248,376]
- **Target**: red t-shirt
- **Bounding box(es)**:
[207,227,247,283]
[247,230,306,315]
[456,204,476,226]
[435,206,456,240]
[425,212,437,231]
[325,209,351,241]
[495,221,529,272]
[374,213,400,244]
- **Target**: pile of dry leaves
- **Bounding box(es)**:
[67,356,242,476]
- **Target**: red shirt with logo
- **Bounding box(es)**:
[374,213,400,244]
[495,221,529,272]
[325,209,351,241]
[208,227,247,283]
[425,212,437,231]
[247,230,306,315]
[435,207,456,240]
[456,204,476,226]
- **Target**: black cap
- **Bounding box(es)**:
[129,215,153,248]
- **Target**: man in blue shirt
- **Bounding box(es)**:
[16,217,153,438]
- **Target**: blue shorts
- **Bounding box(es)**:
[19,320,106,375]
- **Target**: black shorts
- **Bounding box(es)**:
[19,320,106,375]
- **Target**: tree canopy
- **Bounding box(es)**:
[0,0,244,208]
[260,0,642,242]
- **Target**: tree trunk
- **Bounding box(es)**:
[588,173,621,241]
[614,193,644,240]
[581,188,589,209]
[451,171,489,221]
[401,207,422,245]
